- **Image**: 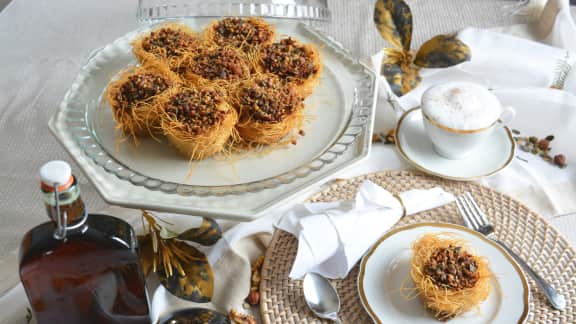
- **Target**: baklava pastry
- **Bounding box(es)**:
[235,74,304,145]
[411,234,492,321]
[105,63,178,139]
[184,47,251,84]
[160,87,238,160]
[132,23,201,71]
[260,37,321,97]
[204,17,275,52]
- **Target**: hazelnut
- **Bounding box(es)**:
[538,139,550,150]
[246,290,260,306]
[554,154,567,168]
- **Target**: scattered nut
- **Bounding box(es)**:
[538,139,550,150]
[245,256,265,307]
[554,154,567,168]
[246,290,260,306]
[230,309,257,324]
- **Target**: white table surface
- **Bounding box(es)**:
[0,0,575,317]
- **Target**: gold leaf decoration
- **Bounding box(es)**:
[137,235,154,277]
[157,308,230,324]
[139,210,215,302]
[374,0,413,51]
[177,218,222,246]
[382,48,421,96]
[414,34,471,68]
[157,240,214,302]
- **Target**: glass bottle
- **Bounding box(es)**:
[19,161,151,324]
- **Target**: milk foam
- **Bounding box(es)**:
[421,82,501,130]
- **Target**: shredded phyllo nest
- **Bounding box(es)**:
[105,63,179,140]
[106,19,321,160]
[261,37,319,82]
[424,245,479,291]
[405,233,492,321]
[239,74,303,123]
[208,17,275,50]
[189,47,250,81]
[114,73,169,112]
[165,88,228,134]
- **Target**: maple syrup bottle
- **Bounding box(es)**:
[19,161,151,324]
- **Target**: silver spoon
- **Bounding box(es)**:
[303,272,342,324]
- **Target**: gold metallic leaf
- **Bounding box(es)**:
[157,308,230,324]
[177,218,222,246]
[137,235,154,278]
[157,240,214,302]
[414,34,471,68]
[381,49,421,96]
[374,0,413,50]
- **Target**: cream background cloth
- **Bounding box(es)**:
[1,0,576,323]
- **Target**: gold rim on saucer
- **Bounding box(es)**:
[394,107,516,181]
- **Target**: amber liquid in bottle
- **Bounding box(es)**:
[19,173,150,324]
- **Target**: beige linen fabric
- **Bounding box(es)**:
[0,0,575,322]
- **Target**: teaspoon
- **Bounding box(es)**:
[303,272,342,324]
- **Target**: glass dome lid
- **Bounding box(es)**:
[137,0,331,24]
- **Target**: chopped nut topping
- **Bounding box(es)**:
[424,245,479,291]
[142,27,198,57]
[212,18,273,49]
[115,73,169,112]
[261,38,318,82]
[239,74,303,123]
[191,47,249,81]
[165,88,227,134]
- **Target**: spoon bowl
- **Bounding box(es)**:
[303,272,342,323]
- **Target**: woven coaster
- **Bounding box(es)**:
[259,171,576,323]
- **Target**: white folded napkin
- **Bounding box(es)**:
[275,181,454,279]
[371,0,576,111]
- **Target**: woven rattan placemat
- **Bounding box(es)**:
[259,171,576,323]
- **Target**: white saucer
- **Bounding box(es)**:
[395,108,515,181]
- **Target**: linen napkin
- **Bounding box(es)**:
[275,181,454,279]
[371,0,576,111]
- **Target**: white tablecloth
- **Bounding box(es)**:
[1,0,575,322]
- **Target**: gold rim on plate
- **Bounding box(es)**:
[358,222,530,324]
[394,107,516,181]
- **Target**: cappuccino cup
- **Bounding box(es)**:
[421,82,514,160]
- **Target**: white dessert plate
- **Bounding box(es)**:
[358,223,529,324]
[395,108,515,181]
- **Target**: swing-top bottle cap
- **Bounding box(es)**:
[40,160,73,192]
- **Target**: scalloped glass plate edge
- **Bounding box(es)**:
[50,22,376,198]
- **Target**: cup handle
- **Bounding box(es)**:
[500,106,516,125]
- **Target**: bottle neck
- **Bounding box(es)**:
[42,176,87,229]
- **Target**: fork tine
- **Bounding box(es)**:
[456,197,474,229]
[464,192,490,226]
[461,193,485,228]
[456,195,478,230]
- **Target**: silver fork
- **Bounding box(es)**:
[456,192,566,311]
